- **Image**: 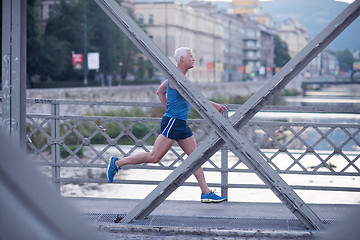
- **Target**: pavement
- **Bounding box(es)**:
[66,197,359,239]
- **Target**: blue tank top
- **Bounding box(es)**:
[164,80,190,120]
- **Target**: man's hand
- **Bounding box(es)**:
[210,101,228,114]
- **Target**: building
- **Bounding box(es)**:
[134,1,224,83]
[237,15,274,80]
[217,13,245,82]
[307,51,339,77]
[37,0,135,27]
[37,0,58,27]
[37,0,274,82]
[275,18,308,58]
[259,24,275,79]
[230,0,274,80]
[232,0,261,15]
[187,1,244,82]
[240,16,260,77]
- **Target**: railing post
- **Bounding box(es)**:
[221,110,228,199]
[51,103,61,194]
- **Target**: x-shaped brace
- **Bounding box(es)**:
[95,0,360,230]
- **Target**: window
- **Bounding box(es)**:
[138,14,144,24]
[148,14,154,24]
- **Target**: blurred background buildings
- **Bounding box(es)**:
[33,0,357,84]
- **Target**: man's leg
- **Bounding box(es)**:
[106,134,174,182]
[178,136,226,203]
[116,134,174,167]
[177,136,210,194]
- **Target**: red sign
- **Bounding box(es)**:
[238,65,244,73]
[207,62,213,72]
[72,53,83,69]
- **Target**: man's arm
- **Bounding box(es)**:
[156,80,168,110]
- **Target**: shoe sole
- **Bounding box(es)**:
[106,157,113,183]
[201,198,226,203]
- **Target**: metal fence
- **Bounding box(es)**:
[3,99,360,200]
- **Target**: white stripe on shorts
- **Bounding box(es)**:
[162,117,175,138]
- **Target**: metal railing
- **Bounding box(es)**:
[2,98,360,199]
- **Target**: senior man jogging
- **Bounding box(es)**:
[106,47,227,203]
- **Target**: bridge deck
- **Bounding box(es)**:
[67,197,358,238]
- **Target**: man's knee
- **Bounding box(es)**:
[148,154,161,164]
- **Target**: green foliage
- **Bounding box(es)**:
[278,88,299,96]
[27,0,43,78]
[90,108,160,145]
[30,0,146,83]
[60,145,84,158]
[335,49,355,72]
[28,95,281,151]
[209,95,252,105]
[274,35,291,68]
[188,95,252,119]
[26,124,51,153]
[40,35,73,80]
[86,1,129,74]
[134,56,155,80]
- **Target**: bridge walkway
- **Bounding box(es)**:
[68,197,358,239]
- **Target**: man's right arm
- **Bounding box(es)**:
[156,80,168,110]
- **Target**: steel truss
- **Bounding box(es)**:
[1,0,27,148]
[95,0,360,230]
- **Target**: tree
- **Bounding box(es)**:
[27,0,43,85]
[86,1,136,78]
[40,35,71,80]
[274,35,291,68]
[336,49,354,72]
[40,0,84,81]
[134,56,154,80]
[37,0,143,83]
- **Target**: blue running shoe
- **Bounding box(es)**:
[106,156,120,183]
[201,190,226,203]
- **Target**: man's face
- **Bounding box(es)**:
[182,50,195,69]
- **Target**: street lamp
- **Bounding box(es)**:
[83,0,88,87]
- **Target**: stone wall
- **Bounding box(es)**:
[26,79,301,101]
[2,79,301,115]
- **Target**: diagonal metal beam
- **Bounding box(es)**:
[95,0,360,229]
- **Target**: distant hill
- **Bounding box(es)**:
[261,0,360,51]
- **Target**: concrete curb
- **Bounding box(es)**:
[98,224,326,239]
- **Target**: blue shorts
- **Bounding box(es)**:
[160,116,193,141]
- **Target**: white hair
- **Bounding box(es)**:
[174,47,192,64]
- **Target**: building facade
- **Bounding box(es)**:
[37,0,58,27]
[232,0,261,15]
[218,13,245,82]
[187,1,244,82]
[259,24,275,79]
[37,0,276,83]
[275,18,308,58]
[134,1,224,83]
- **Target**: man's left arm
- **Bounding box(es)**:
[210,101,228,114]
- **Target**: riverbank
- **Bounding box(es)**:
[21,79,302,115]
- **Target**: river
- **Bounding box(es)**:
[60,83,360,204]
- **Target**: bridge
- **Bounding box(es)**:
[1,0,360,239]
[1,97,359,239]
[301,74,360,96]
